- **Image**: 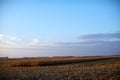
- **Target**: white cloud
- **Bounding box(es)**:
[0,34,4,41]
[0,33,120,57]
[29,39,39,45]
[29,39,56,47]
[41,41,55,46]
[0,34,56,49]
[5,40,15,45]
[0,34,20,48]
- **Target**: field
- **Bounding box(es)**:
[0,55,120,80]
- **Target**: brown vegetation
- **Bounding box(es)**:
[2,55,119,67]
[0,55,120,80]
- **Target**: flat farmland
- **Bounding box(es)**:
[0,55,120,80]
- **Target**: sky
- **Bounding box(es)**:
[0,0,120,58]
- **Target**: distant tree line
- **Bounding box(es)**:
[0,57,8,59]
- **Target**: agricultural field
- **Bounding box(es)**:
[0,55,120,80]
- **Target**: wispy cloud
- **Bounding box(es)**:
[78,32,120,40]
[0,32,120,48]
[0,34,56,48]
[0,34,19,48]
[54,32,120,56]
[29,39,40,45]
[0,34,4,40]
[57,40,104,46]
[0,32,120,57]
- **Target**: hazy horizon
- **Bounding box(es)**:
[0,0,120,58]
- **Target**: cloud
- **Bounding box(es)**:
[0,34,56,49]
[29,39,39,45]
[57,40,120,47]
[29,39,56,48]
[78,32,120,40]
[0,34,4,40]
[0,34,21,48]
[55,40,120,56]
[55,32,120,56]
[57,40,105,46]
[0,32,120,57]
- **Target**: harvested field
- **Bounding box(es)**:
[0,55,120,80]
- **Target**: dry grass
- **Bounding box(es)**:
[0,55,119,67]
[0,55,120,80]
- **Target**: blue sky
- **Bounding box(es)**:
[0,0,120,58]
